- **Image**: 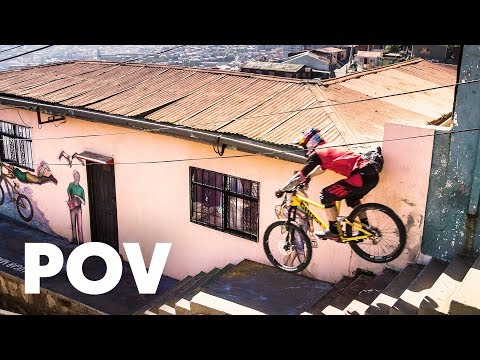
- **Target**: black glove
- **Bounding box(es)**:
[275,190,284,198]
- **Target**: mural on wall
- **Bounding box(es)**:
[0,160,60,236]
[67,170,85,245]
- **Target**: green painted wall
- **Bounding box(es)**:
[422,45,480,260]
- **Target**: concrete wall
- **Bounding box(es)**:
[423,45,480,260]
[0,270,102,314]
[0,107,437,283]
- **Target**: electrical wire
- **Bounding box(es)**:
[0,45,53,63]
[119,45,186,64]
[0,126,478,168]
[0,45,23,54]
[0,74,469,143]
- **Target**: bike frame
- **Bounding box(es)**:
[288,191,374,242]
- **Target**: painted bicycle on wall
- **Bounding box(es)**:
[0,160,34,222]
[263,182,407,273]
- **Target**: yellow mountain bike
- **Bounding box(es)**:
[263,183,406,273]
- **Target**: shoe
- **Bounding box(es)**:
[323,230,340,241]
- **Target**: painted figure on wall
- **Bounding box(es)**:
[67,170,85,245]
[2,160,57,185]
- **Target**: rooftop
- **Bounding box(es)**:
[319,47,344,53]
[357,51,383,58]
[0,59,456,149]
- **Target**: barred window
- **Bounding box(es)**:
[190,167,259,241]
[0,120,33,171]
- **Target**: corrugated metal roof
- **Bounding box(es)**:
[0,59,457,151]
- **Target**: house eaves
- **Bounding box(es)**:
[0,94,307,164]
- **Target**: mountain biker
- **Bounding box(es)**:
[275,128,382,242]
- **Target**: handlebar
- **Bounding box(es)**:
[275,182,308,198]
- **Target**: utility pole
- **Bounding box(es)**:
[347,45,354,74]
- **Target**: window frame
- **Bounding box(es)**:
[0,120,34,171]
[189,167,260,241]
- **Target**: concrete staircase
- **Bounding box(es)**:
[139,254,480,315]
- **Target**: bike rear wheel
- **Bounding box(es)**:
[16,194,33,222]
[0,185,4,205]
[263,220,312,273]
[345,203,406,263]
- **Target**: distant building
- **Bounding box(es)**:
[356,50,383,70]
[240,61,313,79]
[99,53,143,62]
[412,45,448,62]
[357,45,384,52]
[283,45,323,58]
[317,47,347,64]
[282,51,331,79]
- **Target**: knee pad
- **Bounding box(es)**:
[346,198,361,208]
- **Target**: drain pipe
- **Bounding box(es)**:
[0,95,306,164]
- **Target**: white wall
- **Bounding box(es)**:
[0,108,438,283]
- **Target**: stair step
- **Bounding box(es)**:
[365,263,424,315]
[307,276,355,315]
[450,255,480,315]
[158,272,207,315]
[190,259,332,315]
[390,258,449,315]
[322,274,375,315]
[0,308,21,315]
[136,275,190,315]
[175,264,236,315]
[344,268,399,315]
[419,254,476,315]
[145,275,194,315]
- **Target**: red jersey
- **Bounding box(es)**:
[300,147,370,178]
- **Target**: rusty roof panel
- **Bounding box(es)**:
[57,66,160,107]
[0,59,456,151]
[44,66,169,104]
[178,80,293,131]
[146,75,257,123]
[219,84,316,139]
[0,63,98,93]
[259,109,343,146]
[336,69,454,119]
[82,68,183,113]
[70,68,184,110]
[395,61,457,85]
[91,71,224,117]
[324,83,432,142]
[14,65,124,98]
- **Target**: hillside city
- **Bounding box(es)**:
[0,45,286,71]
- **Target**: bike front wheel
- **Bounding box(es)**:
[16,194,33,222]
[263,220,312,273]
[345,203,406,263]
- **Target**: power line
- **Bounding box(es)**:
[0,73,466,142]
[0,45,23,54]
[1,126,478,168]
[191,77,468,127]
[0,45,54,63]
[119,45,186,64]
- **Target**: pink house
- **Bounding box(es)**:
[0,59,456,283]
